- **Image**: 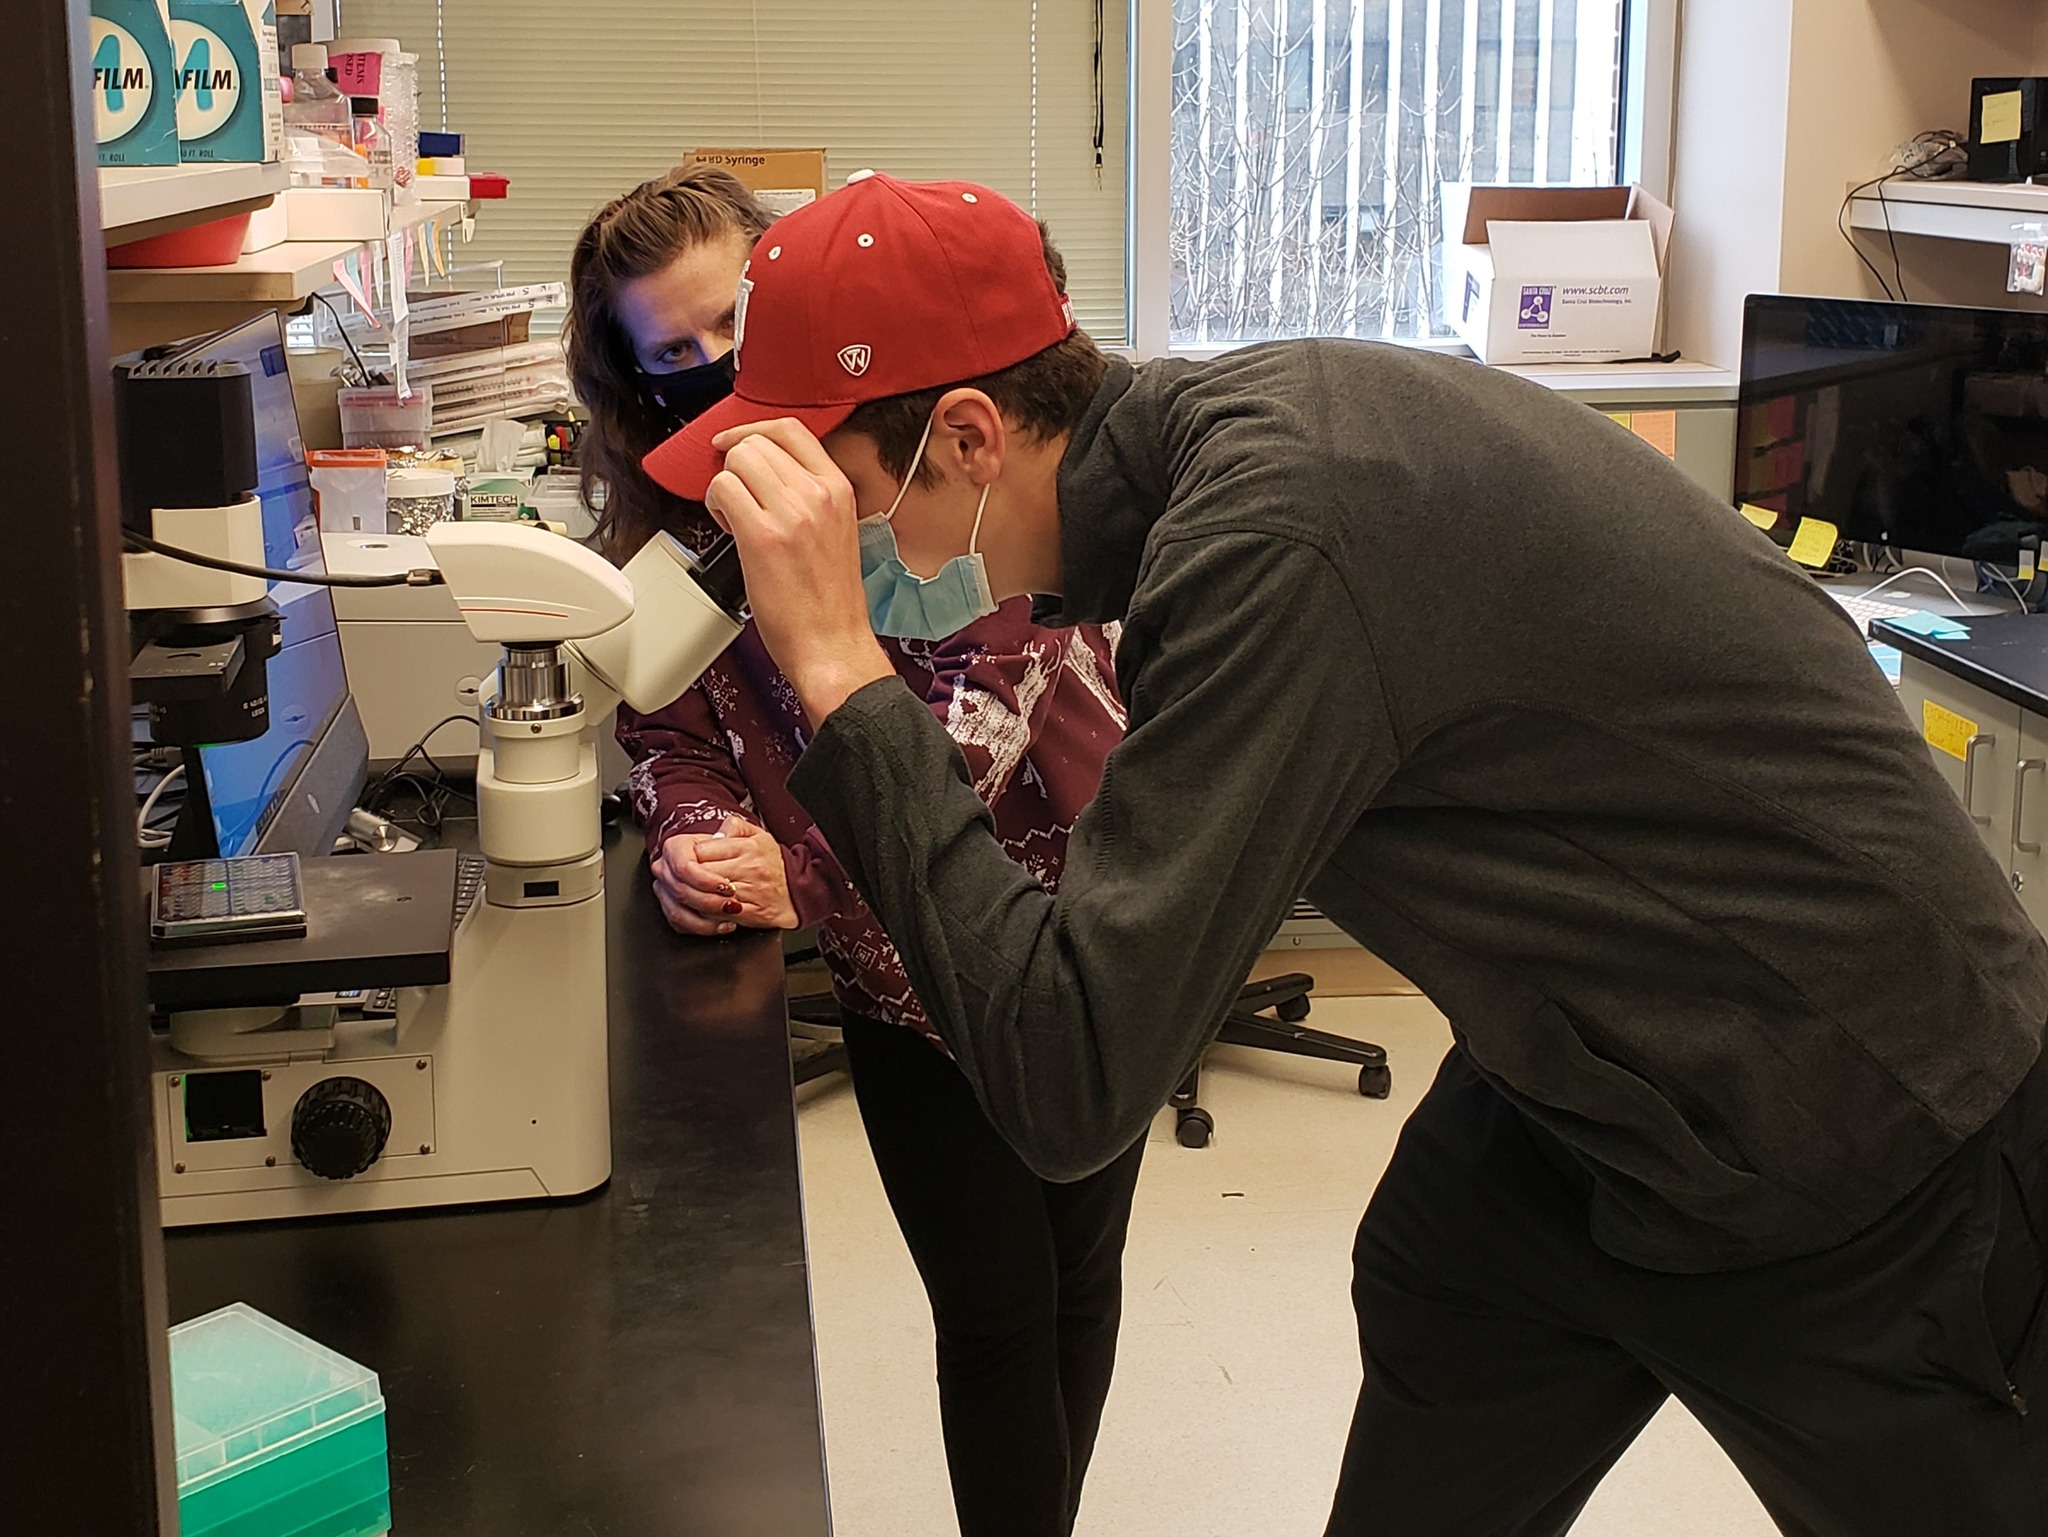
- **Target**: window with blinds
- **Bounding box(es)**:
[1169,0,1627,345]
[335,1,1130,342]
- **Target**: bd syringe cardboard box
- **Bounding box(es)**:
[686,147,828,217]
[1441,184,1674,365]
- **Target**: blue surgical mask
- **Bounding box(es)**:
[857,413,999,641]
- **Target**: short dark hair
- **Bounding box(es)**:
[840,221,1109,487]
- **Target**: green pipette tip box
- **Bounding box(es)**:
[170,1303,391,1537]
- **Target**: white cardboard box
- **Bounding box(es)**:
[238,187,394,251]
[1442,184,1674,364]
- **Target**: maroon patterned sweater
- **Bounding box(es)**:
[618,598,1125,1043]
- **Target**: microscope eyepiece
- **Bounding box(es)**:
[686,533,749,622]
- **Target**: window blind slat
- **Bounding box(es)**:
[339,1,1129,341]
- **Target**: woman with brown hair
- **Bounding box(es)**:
[566,164,1143,1537]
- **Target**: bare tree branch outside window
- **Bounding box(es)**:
[1169,0,1624,346]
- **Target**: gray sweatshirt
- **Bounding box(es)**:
[788,343,2048,1272]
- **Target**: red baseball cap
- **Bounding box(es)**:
[642,172,1075,501]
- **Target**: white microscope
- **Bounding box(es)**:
[144,517,747,1225]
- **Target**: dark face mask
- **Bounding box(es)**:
[639,349,736,436]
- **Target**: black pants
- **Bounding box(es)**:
[1327,1046,2048,1536]
[842,1012,1146,1537]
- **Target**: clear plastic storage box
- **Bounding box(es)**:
[170,1303,391,1537]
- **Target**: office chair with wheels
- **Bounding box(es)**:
[782,942,1393,1130]
[1169,971,1391,1148]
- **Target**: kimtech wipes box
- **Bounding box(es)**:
[168,0,282,163]
[91,0,180,166]
[1441,184,1674,365]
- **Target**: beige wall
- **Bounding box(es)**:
[1663,0,1796,370]
[1779,0,2047,302]
[1666,0,2047,369]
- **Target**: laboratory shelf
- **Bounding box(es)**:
[1846,177,2048,246]
[390,198,468,236]
[100,161,289,243]
[106,238,371,305]
[1496,358,1738,403]
[105,201,468,307]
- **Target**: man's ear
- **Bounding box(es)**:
[934,388,1008,486]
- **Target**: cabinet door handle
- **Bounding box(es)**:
[2016,759,2046,855]
[1963,734,1995,826]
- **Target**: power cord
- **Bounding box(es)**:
[305,291,379,387]
[358,715,480,839]
[124,529,442,589]
[137,762,186,850]
[1838,172,1907,302]
[1837,134,1968,304]
[1857,562,2030,616]
[1855,565,1971,610]
[1940,554,2033,614]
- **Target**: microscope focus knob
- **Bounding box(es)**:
[290,1078,392,1181]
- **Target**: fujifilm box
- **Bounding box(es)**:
[91,0,181,166]
[1442,184,1674,365]
[168,0,282,164]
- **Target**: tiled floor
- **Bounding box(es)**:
[798,993,1780,1537]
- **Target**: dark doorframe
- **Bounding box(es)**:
[4,3,177,1529]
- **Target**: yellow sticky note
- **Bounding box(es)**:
[1630,409,1678,458]
[1923,700,1979,762]
[1982,89,2024,146]
[1604,411,1632,429]
[1738,503,1779,530]
[1787,516,1839,569]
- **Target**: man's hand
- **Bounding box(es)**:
[705,419,893,726]
[692,815,799,930]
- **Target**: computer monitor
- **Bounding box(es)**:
[166,314,367,858]
[1735,295,2048,567]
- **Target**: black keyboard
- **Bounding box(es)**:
[455,854,488,922]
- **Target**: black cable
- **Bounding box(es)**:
[1838,174,1901,301]
[1875,175,1908,303]
[124,529,442,589]
[1092,0,1105,179]
[359,714,480,838]
[307,291,378,385]
[368,714,477,791]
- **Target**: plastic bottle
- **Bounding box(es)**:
[349,96,390,194]
[281,44,361,187]
[387,52,421,205]
[330,39,406,196]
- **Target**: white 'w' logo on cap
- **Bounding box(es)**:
[837,344,872,377]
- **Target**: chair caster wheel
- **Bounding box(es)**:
[1176,1108,1214,1148]
[1358,1065,1392,1099]
[1277,994,1311,1023]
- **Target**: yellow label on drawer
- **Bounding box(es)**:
[1923,699,1978,761]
